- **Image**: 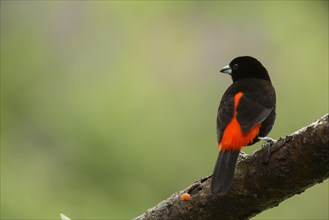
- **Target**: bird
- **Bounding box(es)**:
[211,56,276,194]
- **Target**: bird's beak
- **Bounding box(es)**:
[220,65,232,74]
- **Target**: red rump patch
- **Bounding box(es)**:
[220,92,260,151]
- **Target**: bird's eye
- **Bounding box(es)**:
[232,64,238,70]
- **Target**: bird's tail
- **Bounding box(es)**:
[211,150,240,194]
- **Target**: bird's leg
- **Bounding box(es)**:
[259,136,276,143]
[259,136,277,163]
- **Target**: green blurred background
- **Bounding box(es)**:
[1,1,328,219]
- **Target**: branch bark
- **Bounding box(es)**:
[134,114,329,220]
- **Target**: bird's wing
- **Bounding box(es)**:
[236,93,274,134]
[216,93,235,143]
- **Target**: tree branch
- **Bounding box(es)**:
[134,114,329,220]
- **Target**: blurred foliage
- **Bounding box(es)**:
[1,1,328,219]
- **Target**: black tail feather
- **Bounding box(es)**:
[211,150,240,194]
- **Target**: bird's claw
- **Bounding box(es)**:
[259,137,277,164]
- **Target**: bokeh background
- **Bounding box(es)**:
[1,1,328,219]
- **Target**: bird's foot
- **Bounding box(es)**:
[238,151,248,161]
[259,136,276,143]
[259,137,277,164]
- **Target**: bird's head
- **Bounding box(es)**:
[220,56,271,82]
